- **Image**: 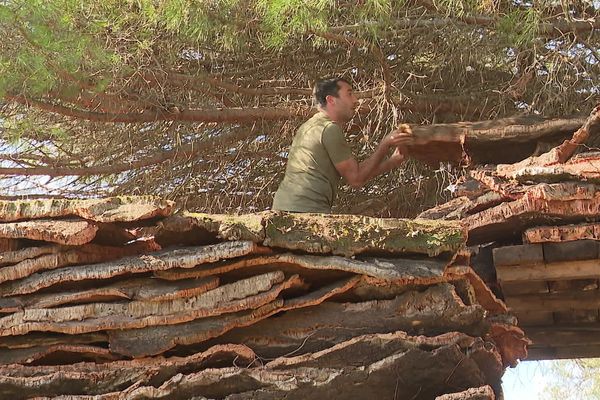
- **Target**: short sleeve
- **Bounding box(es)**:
[321,123,353,165]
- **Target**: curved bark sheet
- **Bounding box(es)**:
[496,157,600,184]
[406,114,586,165]
[158,212,466,257]
[108,276,360,357]
[0,344,119,365]
[445,266,508,315]
[465,182,600,245]
[418,192,506,221]
[204,283,488,359]
[0,344,255,398]
[0,245,62,266]
[0,271,287,336]
[523,222,600,243]
[264,213,465,257]
[0,197,173,222]
[155,252,448,283]
[108,336,495,400]
[486,323,530,368]
[495,105,600,175]
[0,332,107,350]
[435,386,496,400]
[0,276,219,312]
[0,241,257,297]
[0,219,98,245]
[0,241,160,285]
[161,213,266,242]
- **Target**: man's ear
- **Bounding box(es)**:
[325,95,336,106]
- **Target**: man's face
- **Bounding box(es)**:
[327,81,358,122]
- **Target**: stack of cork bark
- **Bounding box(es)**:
[0,197,526,399]
[420,105,600,360]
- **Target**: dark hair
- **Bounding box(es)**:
[313,77,351,107]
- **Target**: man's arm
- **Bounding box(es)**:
[335,133,412,188]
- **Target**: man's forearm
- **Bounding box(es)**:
[368,156,399,180]
[355,145,389,185]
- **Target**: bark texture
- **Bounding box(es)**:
[426,105,600,361]
[0,197,522,399]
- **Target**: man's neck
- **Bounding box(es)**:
[319,107,346,126]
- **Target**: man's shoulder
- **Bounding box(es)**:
[300,112,341,136]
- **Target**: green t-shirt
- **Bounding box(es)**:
[273,112,353,213]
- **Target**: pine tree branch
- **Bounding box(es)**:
[7,96,312,123]
[329,16,600,38]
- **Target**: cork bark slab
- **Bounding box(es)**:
[108,276,360,357]
[204,283,488,359]
[0,276,219,312]
[0,241,257,296]
[0,271,287,336]
[0,219,98,245]
[0,344,255,397]
[0,196,173,222]
[0,241,160,285]
[154,252,448,283]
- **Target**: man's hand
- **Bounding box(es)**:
[388,146,406,167]
[381,123,414,149]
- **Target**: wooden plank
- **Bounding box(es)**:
[548,279,598,293]
[506,289,600,312]
[492,244,543,267]
[514,310,554,327]
[527,345,600,360]
[554,309,599,324]
[496,259,600,283]
[501,281,548,296]
[526,325,600,346]
[543,240,599,263]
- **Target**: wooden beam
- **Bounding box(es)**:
[507,289,600,312]
[526,325,600,346]
[527,345,600,360]
[514,310,554,327]
[493,244,543,267]
[497,259,600,283]
[501,281,548,296]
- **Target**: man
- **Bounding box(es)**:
[273,77,413,213]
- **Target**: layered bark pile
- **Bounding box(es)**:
[419,105,600,360]
[0,198,526,399]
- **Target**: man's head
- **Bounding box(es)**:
[314,77,358,124]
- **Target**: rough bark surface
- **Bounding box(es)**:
[0,197,527,399]
[0,196,173,222]
[425,107,600,360]
[0,219,98,245]
[435,386,496,400]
